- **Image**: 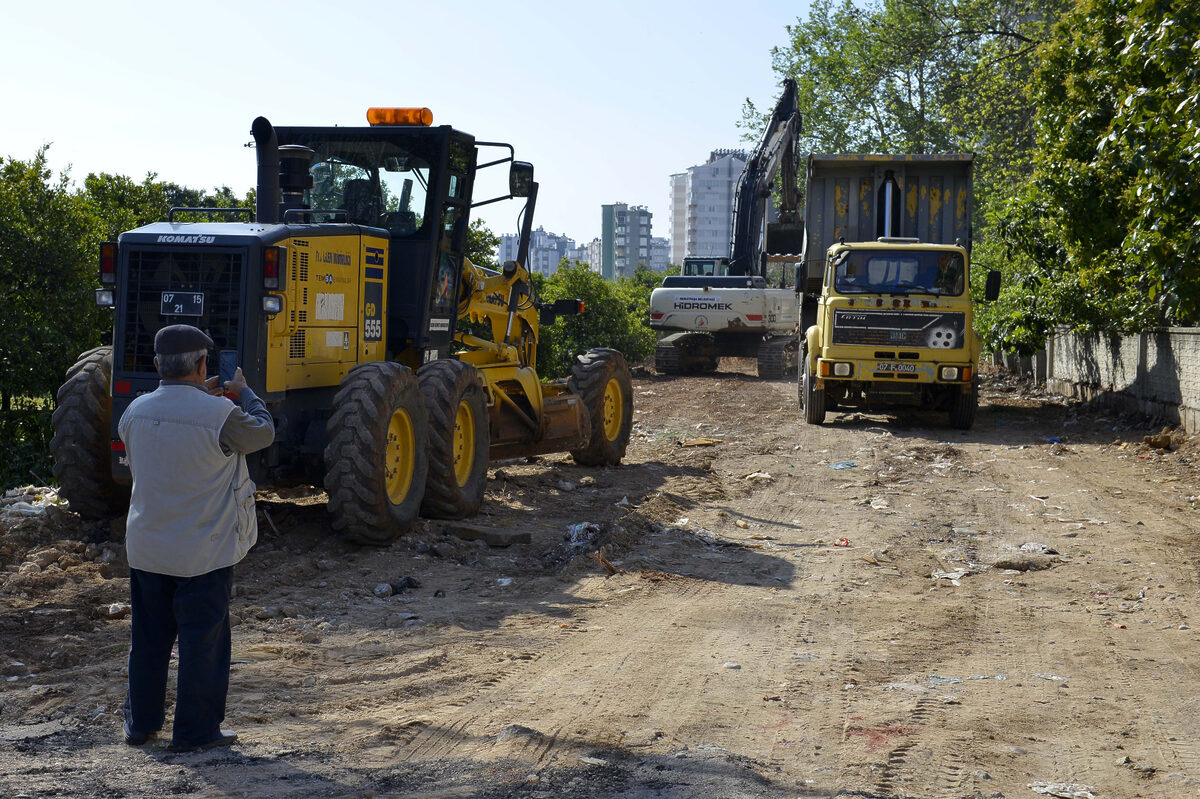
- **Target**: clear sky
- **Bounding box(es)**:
[1,0,806,247]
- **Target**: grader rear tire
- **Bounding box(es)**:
[324,362,428,544]
[417,359,489,519]
[568,348,633,467]
[50,346,129,519]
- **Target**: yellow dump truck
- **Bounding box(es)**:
[797,154,1000,429]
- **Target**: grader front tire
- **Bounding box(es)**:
[417,359,490,519]
[50,346,129,519]
[324,362,429,545]
[568,348,633,467]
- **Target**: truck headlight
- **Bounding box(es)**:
[833,362,852,377]
[95,289,115,307]
[939,366,960,381]
[262,295,283,314]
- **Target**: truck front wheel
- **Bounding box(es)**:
[949,379,978,430]
[800,346,826,425]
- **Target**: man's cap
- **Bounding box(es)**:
[154,324,214,355]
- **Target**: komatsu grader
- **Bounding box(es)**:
[50,107,633,543]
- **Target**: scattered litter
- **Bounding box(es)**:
[830,461,858,470]
[615,496,630,507]
[869,498,890,510]
[578,755,608,766]
[967,674,1007,681]
[1033,673,1069,683]
[588,547,622,576]
[1047,437,1062,444]
[722,662,741,670]
[565,522,602,552]
[1,486,64,517]
[833,538,851,547]
[927,674,962,687]
[762,695,781,702]
[1028,781,1096,798]
[557,480,576,492]
[679,436,722,447]
[743,471,773,482]
[1020,542,1058,554]
[931,570,968,585]
[735,519,750,529]
[496,577,513,587]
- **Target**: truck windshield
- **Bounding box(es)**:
[833,250,964,296]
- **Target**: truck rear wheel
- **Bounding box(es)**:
[324,362,429,544]
[949,379,978,430]
[569,348,633,466]
[49,346,129,519]
[800,346,826,425]
[417,359,489,519]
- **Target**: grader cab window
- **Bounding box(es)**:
[297,135,433,237]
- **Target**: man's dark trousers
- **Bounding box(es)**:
[123,566,233,747]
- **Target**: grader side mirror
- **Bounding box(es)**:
[509,162,535,197]
[539,298,584,325]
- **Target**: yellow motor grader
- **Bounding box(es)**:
[50,107,634,544]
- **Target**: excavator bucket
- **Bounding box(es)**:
[766,221,805,258]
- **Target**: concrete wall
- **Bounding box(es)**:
[1043,327,1200,433]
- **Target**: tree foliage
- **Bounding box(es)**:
[988,0,1200,349]
[535,261,659,379]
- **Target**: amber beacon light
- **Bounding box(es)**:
[367,107,434,126]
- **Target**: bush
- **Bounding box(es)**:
[536,261,660,378]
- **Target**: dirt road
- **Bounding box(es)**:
[3,362,1200,798]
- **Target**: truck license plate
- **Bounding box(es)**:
[876,361,916,373]
[161,291,204,317]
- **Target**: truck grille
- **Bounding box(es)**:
[121,249,244,374]
[833,310,965,349]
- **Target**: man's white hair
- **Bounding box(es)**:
[157,349,207,380]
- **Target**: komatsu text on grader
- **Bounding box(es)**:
[50,107,634,543]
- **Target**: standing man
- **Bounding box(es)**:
[118,324,274,752]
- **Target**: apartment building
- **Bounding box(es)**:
[668,149,748,264]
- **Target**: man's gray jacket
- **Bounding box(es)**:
[118,383,273,577]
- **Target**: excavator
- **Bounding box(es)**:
[649,79,805,378]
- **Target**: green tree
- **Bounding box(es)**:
[0,150,106,486]
[995,0,1200,340]
[536,261,657,378]
[466,218,500,269]
[0,149,106,408]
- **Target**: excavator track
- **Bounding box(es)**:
[655,332,718,374]
[756,335,798,379]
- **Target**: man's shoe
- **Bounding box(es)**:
[169,729,238,753]
[123,728,157,746]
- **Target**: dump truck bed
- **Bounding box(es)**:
[800,153,973,293]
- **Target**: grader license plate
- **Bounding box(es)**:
[161,291,204,317]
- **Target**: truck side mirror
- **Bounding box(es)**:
[509,162,535,197]
[984,269,1001,302]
